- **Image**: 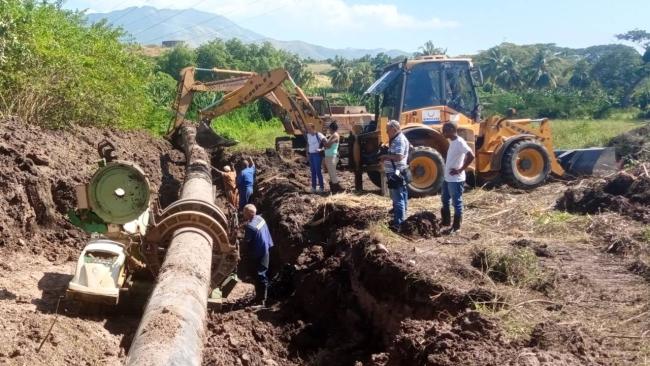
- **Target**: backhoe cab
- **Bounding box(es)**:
[351,55,616,195]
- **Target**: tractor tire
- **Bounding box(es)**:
[408,146,445,197]
[502,140,551,189]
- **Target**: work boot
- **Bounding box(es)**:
[440,207,451,227]
[252,284,268,307]
[451,214,462,233]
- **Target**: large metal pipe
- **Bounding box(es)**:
[126,125,215,366]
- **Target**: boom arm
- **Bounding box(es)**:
[167,67,323,139]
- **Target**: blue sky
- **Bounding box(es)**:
[63,0,650,54]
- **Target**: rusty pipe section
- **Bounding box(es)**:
[126,125,232,366]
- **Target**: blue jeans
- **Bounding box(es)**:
[389,183,408,225]
[308,153,324,190]
[239,185,253,209]
[441,181,464,216]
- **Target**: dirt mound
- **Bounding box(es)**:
[557,169,650,223]
[608,123,650,163]
[400,211,440,238]
[0,119,183,260]
[0,118,184,261]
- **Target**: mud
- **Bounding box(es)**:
[607,123,650,163]
[557,168,650,223]
[400,211,440,238]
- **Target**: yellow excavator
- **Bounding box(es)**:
[166,67,372,160]
[349,55,617,195]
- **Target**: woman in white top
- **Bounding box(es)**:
[306,123,325,192]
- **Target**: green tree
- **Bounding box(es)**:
[284,54,315,88]
[590,46,645,106]
[568,60,592,88]
[350,62,375,94]
[526,49,561,88]
[157,44,196,79]
[196,39,230,69]
[616,29,650,105]
[329,56,353,91]
[415,40,446,56]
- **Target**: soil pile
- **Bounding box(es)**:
[0,118,184,262]
[607,123,650,163]
[557,168,650,222]
[400,211,441,238]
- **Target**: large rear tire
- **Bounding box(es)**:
[408,146,445,197]
[502,140,550,189]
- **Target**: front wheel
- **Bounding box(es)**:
[502,140,551,189]
[408,146,445,197]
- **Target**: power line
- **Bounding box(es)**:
[131,0,210,37]
[141,0,266,44]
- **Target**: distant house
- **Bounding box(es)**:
[162,40,185,48]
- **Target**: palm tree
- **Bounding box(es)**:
[350,62,375,94]
[481,48,522,89]
[482,48,504,81]
[526,49,561,88]
[416,41,447,56]
[329,56,353,91]
[495,56,523,89]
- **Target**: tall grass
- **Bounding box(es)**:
[551,119,640,149]
[212,108,287,150]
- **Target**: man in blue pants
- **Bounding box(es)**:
[237,156,256,210]
[441,122,474,233]
[379,120,410,229]
[242,204,274,306]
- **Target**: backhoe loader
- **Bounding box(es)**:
[350,55,617,196]
[166,66,372,160]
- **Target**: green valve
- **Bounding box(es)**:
[87,161,150,225]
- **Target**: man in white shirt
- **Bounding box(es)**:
[441,122,474,232]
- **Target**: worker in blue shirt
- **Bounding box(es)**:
[237,156,256,210]
[242,204,274,306]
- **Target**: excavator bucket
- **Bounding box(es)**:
[555,147,618,177]
[196,121,238,149]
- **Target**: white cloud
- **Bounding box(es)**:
[77,0,459,31]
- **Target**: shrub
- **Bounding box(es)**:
[0,1,165,129]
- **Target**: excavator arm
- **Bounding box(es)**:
[166,67,323,141]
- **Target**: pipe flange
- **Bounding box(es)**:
[158,199,228,229]
[144,211,235,276]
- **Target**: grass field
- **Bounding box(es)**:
[550,119,641,149]
[214,114,643,152]
[307,63,334,74]
[214,116,286,150]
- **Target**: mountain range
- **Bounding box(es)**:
[86,6,409,60]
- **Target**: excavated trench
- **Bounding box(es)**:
[203,150,591,366]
